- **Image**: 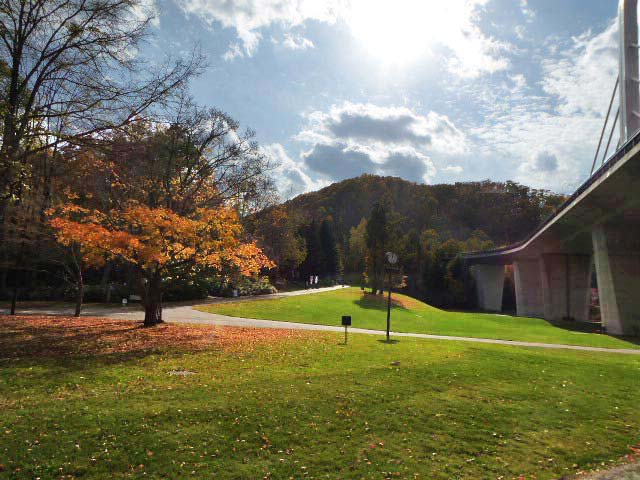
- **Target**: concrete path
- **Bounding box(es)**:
[580,463,640,480]
[0,285,349,317]
[3,285,640,355]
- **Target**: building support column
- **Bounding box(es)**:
[472,264,505,312]
[513,258,544,318]
[592,226,640,335]
[541,254,592,322]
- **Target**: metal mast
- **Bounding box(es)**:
[619,0,640,142]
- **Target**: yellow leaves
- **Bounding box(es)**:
[48,201,274,277]
[269,205,289,228]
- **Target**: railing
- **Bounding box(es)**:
[464,128,640,258]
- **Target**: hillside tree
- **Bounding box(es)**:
[319,217,340,278]
[365,202,390,294]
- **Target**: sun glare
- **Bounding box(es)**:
[348,0,465,65]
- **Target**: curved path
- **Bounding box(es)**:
[3,286,640,355]
[112,306,640,355]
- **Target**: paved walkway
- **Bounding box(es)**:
[113,307,640,355]
[0,285,349,317]
[580,463,640,480]
[3,285,640,355]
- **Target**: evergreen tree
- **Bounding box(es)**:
[320,218,339,277]
[299,220,322,280]
[365,202,389,294]
[346,218,367,274]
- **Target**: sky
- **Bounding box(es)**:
[139,0,621,198]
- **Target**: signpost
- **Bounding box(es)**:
[341,315,352,344]
[385,251,399,342]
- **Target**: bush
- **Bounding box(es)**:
[26,284,68,301]
[162,279,210,302]
[223,276,277,297]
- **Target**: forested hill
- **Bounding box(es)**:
[282,174,565,247]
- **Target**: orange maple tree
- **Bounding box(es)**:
[49,202,273,326]
[47,106,276,325]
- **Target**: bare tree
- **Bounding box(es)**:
[0,0,202,211]
[100,93,277,216]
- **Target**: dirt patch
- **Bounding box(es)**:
[0,315,311,359]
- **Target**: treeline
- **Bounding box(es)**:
[249,175,565,307]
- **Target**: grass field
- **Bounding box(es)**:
[1,315,639,479]
[197,287,640,350]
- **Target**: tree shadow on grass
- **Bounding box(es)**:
[353,293,411,312]
[0,315,222,368]
[442,308,640,347]
[542,318,640,346]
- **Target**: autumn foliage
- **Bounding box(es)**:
[49,203,271,274]
[34,107,278,326]
[48,201,273,325]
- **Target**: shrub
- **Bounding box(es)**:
[225,276,277,297]
[162,279,210,302]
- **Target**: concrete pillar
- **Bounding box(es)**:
[592,226,640,335]
[472,264,505,312]
[541,254,592,322]
[513,258,545,318]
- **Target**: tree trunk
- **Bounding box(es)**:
[143,300,163,326]
[100,261,113,302]
[74,275,83,317]
[142,272,163,327]
[10,283,18,315]
[0,266,7,294]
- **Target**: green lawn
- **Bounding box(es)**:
[1,318,639,479]
[197,287,640,350]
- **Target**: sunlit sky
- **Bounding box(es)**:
[142,0,620,198]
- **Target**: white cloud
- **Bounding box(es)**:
[262,143,324,198]
[444,28,511,79]
[469,19,619,192]
[298,102,467,154]
[542,21,618,116]
[520,0,535,23]
[509,74,527,93]
[281,33,314,50]
[222,42,245,61]
[131,0,160,27]
[176,0,341,58]
[443,165,464,174]
[175,0,508,76]
[347,0,510,76]
[293,102,464,185]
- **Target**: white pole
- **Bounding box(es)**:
[618,0,639,142]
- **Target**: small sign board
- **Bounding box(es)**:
[341,315,352,344]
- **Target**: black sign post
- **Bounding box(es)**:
[385,251,399,343]
[341,315,352,344]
